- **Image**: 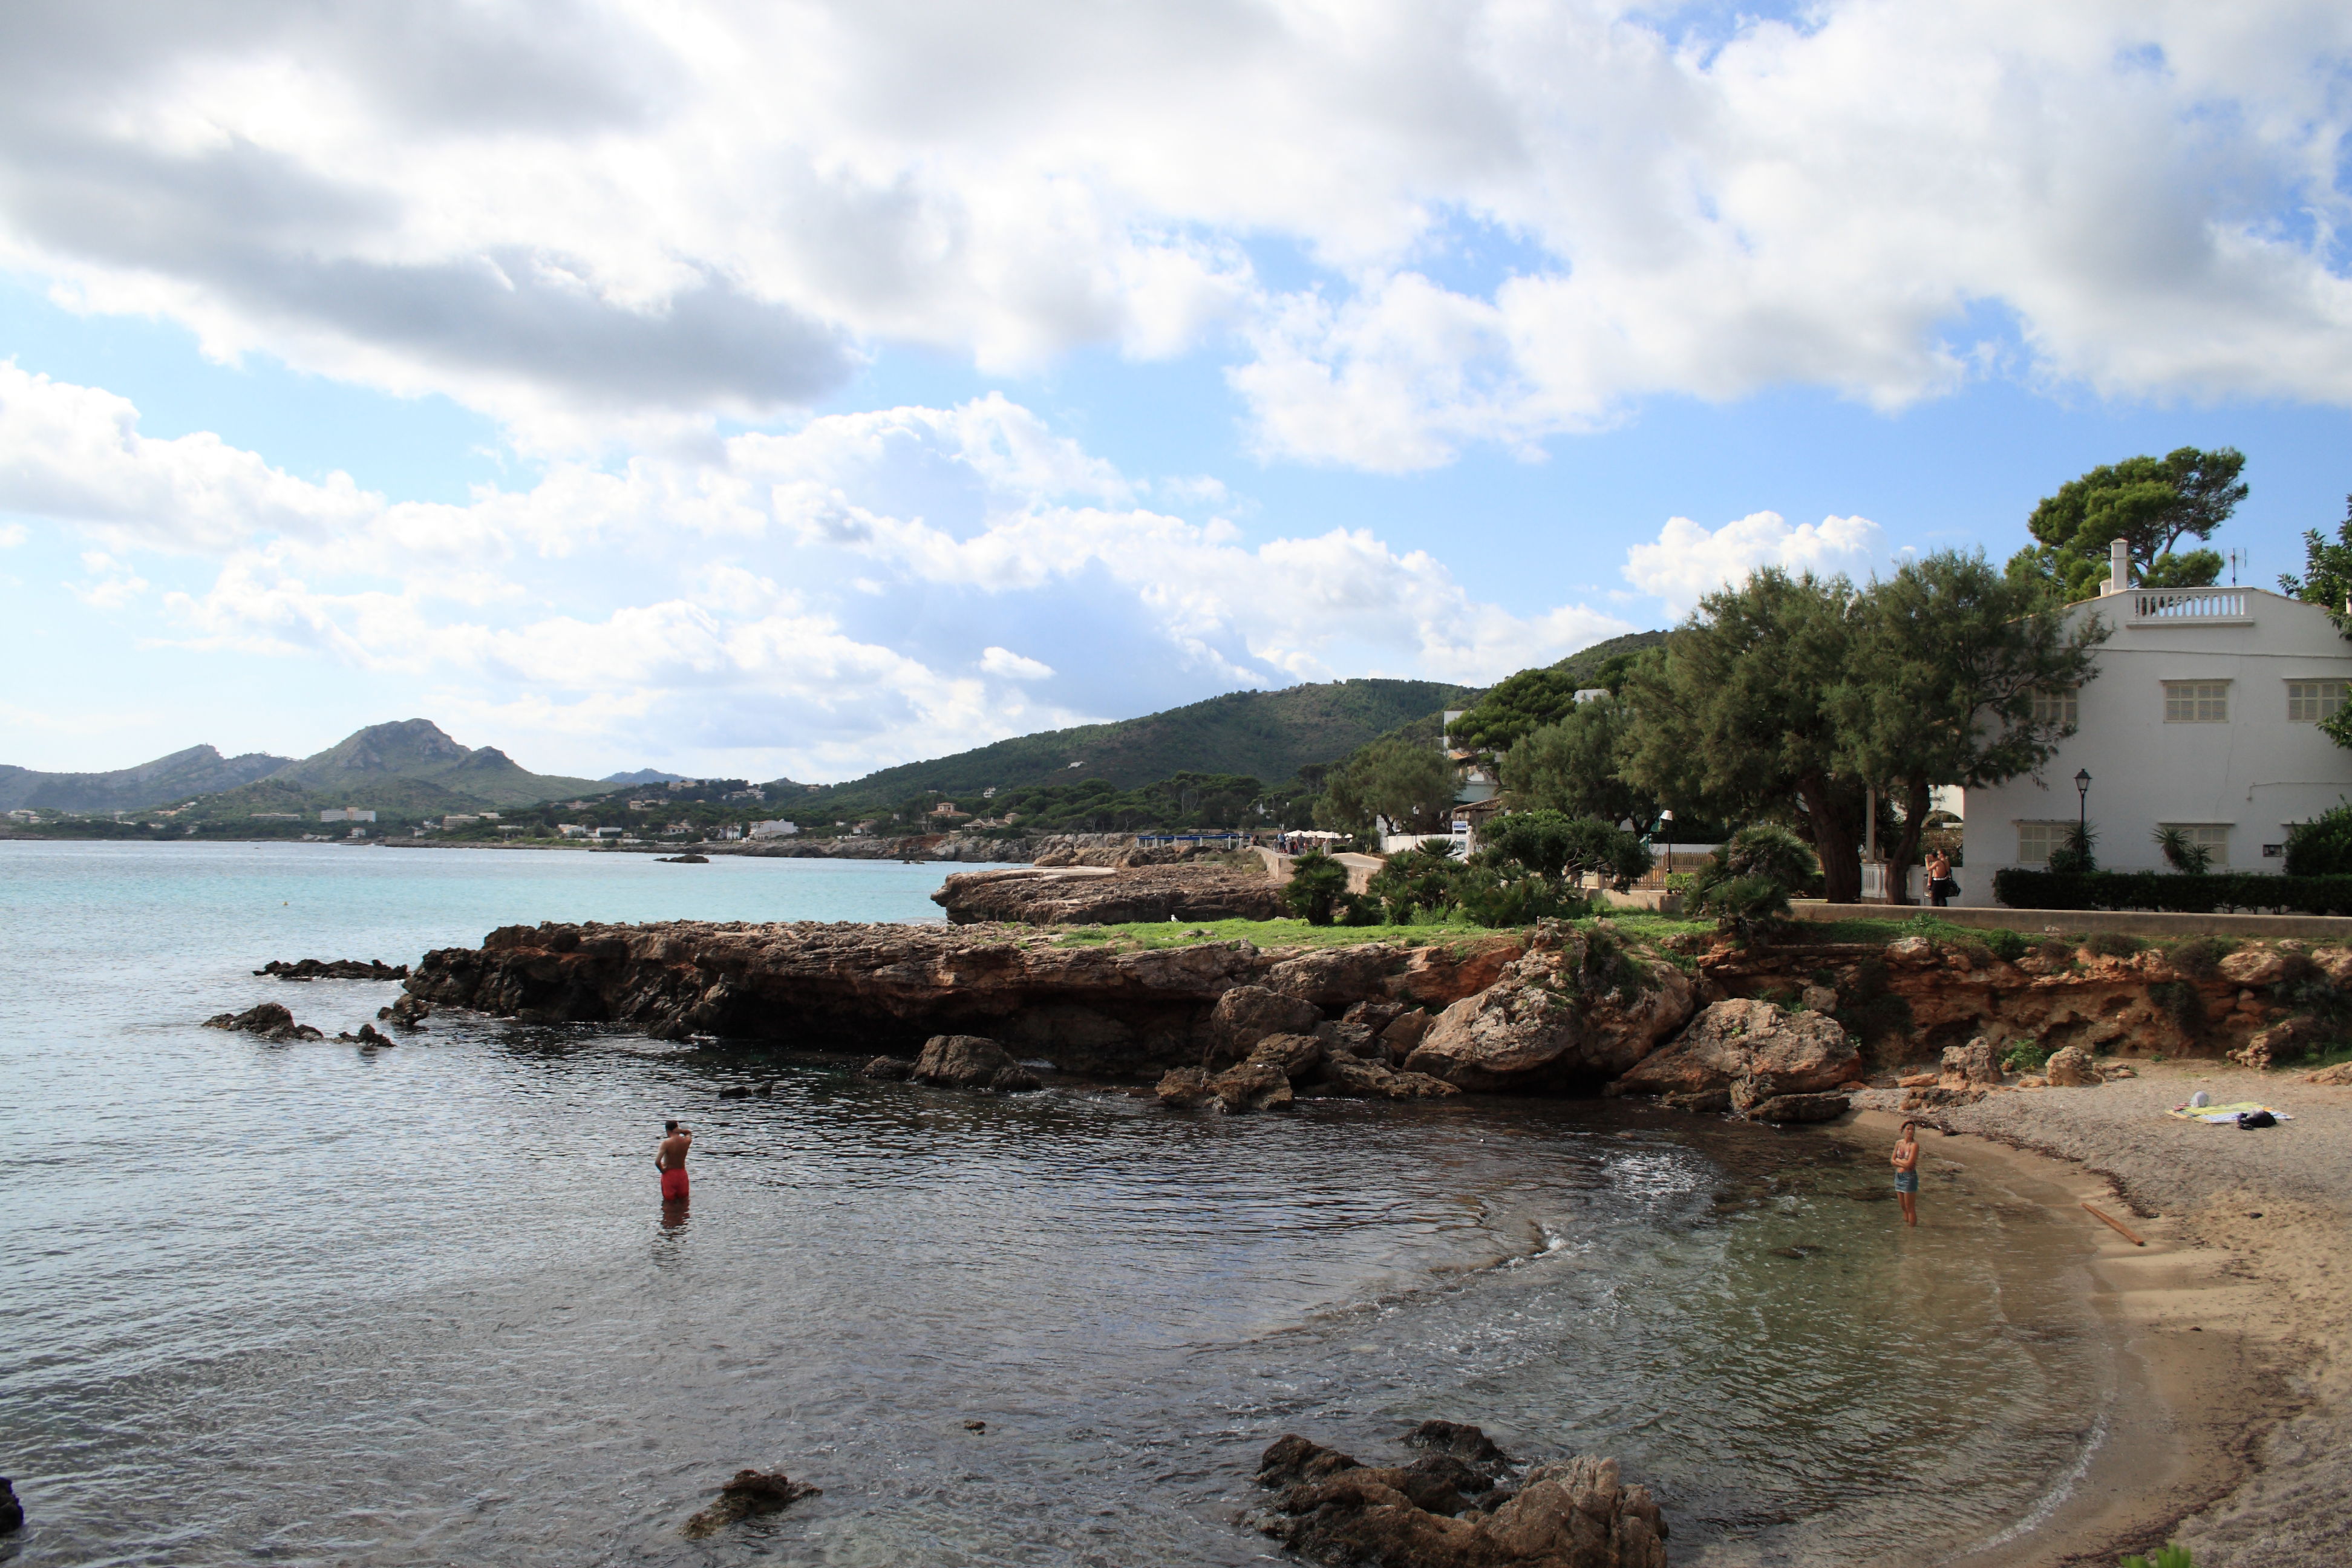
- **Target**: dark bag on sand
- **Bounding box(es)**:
[2236,1110,2277,1129]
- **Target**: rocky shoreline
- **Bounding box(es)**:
[931,864,1287,925]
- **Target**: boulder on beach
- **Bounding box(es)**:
[1939,1036,2001,1088]
[255,958,409,981]
[202,1002,325,1042]
[912,1034,1017,1089]
[1609,998,1857,1100]
[2044,1045,2101,1086]
[1256,1433,1668,1568]
[681,1469,820,1540]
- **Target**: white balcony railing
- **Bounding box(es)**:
[2129,589,2249,621]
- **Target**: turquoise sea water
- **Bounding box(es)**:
[0,841,2122,1566]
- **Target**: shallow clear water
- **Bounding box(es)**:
[1,841,2117,1566]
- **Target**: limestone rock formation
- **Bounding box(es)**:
[1379,1008,1434,1064]
[256,958,410,980]
[1939,1036,2002,1088]
[932,864,1284,926]
[1318,1056,1460,1101]
[2305,1061,2352,1085]
[912,1034,1039,1091]
[1610,998,1858,1099]
[2217,948,2288,986]
[2043,1045,2101,1086]
[1244,1031,1326,1079]
[1155,1061,1294,1112]
[1211,985,1324,1064]
[681,1469,820,1540]
[201,1002,325,1042]
[1255,1433,1668,1568]
[1405,927,1694,1092]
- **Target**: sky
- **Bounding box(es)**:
[2,1,2349,783]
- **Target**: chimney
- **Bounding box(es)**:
[2106,537,2130,596]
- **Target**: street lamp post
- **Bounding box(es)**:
[2074,769,2091,854]
[1659,809,1674,878]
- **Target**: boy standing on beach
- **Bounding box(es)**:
[1891,1120,1921,1226]
[656,1119,692,1205]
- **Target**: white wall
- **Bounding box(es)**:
[1959,587,2352,906]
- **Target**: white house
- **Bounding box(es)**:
[319,807,377,823]
[748,819,800,838]
[1959,558,2352,904]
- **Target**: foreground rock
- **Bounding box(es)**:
[256,958,408,981]
[933,864,1285,926]
[403,920,1520,1074]
[1,1475,21,1534]
[202,1002,324,1042]
[1404,927,1695,1093]
[912,1034,1042,1092]
[1609,998,1859,1100]
[681,1469,819,1539]
[1256,1431,1667,1568]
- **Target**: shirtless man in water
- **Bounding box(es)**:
[1891,1120,1921,1227]
[656,1119,692,1204]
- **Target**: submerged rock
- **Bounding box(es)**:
[1256,1434,1667,1568]
[680,1468,820,1539]
[202,1002,325,1042]
[860,1056,915,1080]
[333,1022,399,1048]
[256,958,409,981]
[376,993,431,1030]
[1,1475,21,1534]
[1407,1420,1512,1467]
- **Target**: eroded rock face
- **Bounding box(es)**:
[1405,929,1696,1093]
[1610,998,1858,1099]
[932,864,1285,926]
[1256,1434,1668,1568]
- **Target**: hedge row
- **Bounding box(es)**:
[1991,867,2352,915]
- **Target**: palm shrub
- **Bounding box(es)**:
[2047,822,2098,875]
[2152,825,2213,875]
[1281,850,1351,926]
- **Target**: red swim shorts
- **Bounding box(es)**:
[659,1167,689,1202]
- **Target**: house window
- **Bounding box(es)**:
[2163,681,2229,722]
[2030,687,2079,727]
[2016,822,2074,866]
[2160,823,2230,868]
[2286,681,2348,723]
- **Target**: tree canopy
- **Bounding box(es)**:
[2277,495,2352,748]
[1501,691,1651,826]
[2007,445,2246,601]
[1313,737,1457,835]
[1619,552,2104,902]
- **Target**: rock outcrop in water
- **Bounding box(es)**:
[932,864,1287,926]
[1402,928,1694,1093]
[403,920,1534,1075]
[912,1034,1042,1091]
[1254,1430,1668,1568]
[256,958,409,981]
[1,1475,22,1534]
[203,1002,325,1041]
[1608,998,1860,1102]
[377,993,431,1030]
[680,1469,820,1539]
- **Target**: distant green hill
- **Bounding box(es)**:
[0,744,295,814]
[245,718,612,809]
[793,678,1478,812]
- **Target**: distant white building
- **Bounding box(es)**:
[748,819,800,838]
[440,814,480,829]
[320,807,377,823]
[1959,566,2352,903]
[558,823,590,838]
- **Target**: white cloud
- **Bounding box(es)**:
[1623,511,1884,617]
[15,368,1627,777]
[0,522,27,547]
[0,3,2344,455]
[980,645,1054,681]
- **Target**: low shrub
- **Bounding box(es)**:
[2085,931,2145,957]
[2002,1038,2050,1072]
[2164,936,2224,977]
[2284,800,2352,878]
[1984,928,2030,963]
[1992,868,2352,916]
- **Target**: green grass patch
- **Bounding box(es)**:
[1046,916,1505,953]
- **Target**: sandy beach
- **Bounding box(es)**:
[1847,1063,2352,1567]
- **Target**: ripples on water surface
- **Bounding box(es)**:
[1,843,2114,1566]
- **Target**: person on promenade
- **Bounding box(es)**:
[1926,850,1955,908]
[656,1119,693,1206]
[1891,1120,1921,1226]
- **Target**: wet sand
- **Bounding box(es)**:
[1849,1062,2352,1567]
